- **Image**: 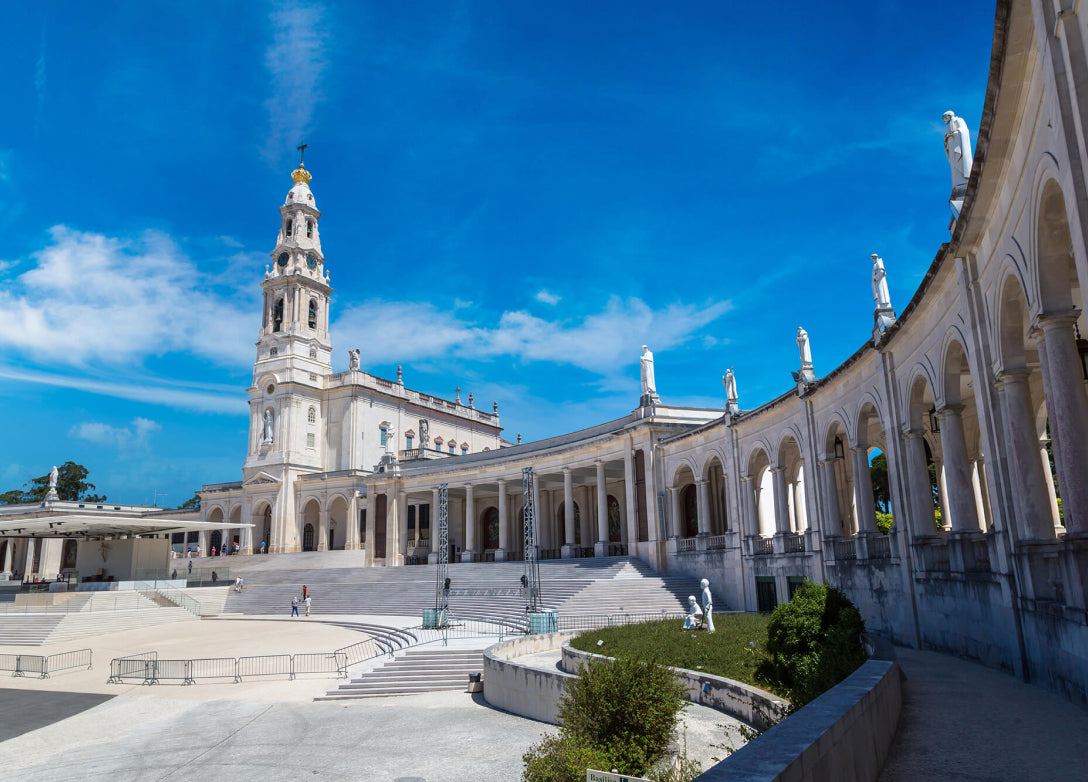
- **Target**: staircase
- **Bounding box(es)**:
[220,555,688,622]
[0,592,199,646]
[318,647,486,699]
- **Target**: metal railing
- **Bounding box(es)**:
[149,588,216,616]
[108,651,159,684]
[556,611,688,632]
[0,649,92,678]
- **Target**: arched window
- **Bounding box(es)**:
[308,407,316,424]
[308,299,317,329]
[448,442,456,454]
[285,218,293,236]
[306,220,314,238]
[273,298,284,332]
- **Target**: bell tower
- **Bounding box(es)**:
[246,149,332,476]
[256,148,333,381]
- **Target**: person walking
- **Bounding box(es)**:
[302,584,308,600]
[304,595,312,616]
[291,595,300,617]
[187,560,193,575]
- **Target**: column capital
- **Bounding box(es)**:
[695,479,709,486]
[901,428,927,440]
[769,466,785,475]
[496,478,506,487]
[562,467,572,476]
[1032,308,1081,333]
[936,403,965,419]
[850,444,869,455]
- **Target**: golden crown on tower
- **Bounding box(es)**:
[291,164,312,184]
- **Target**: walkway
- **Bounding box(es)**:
[879,648,1088,781]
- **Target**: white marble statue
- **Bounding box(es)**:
[872,254,892,310]
[385,424,396,456]
[348,348,360,370]
[640,345,658,398]
[419,419,429,453]
[723,368,738,403]
[263,409,274,444]
[701,578,715,633]
[943,111,973,189]
[797,327,812,366]
[48,465,58,489]
[683,595,703,630]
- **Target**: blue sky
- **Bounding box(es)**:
[0,1,996,506]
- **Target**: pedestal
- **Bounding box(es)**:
[593,541,608,558]
[494,548,508,562]
[461,550,478,563]
[561,544,575,559]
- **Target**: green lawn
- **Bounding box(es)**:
[568,614,772,688]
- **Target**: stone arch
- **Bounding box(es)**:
[746,447,773,537]
[778,434,807,532]
[702,454,728,535]
[328,494,349,550]
[939,336,987,532]
[823,416,854,536]
[672,463,698,539]
[905,373,942,536]
[302,498,320,551]
[206,506,224,525]
[252,501,273,553]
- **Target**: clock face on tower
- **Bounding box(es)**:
[306,252,317,270]
[277,252,289,267]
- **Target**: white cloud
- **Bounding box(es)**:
[535,289,561,305]
[333,296,732,374]
[69,417,162,448]
[0,226,254,368]
[263,2,329,161]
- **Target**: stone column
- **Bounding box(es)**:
[578,484,593,548]
[347,493,359,550]
[740,476,757,537]
[1040,444,1063,531]
[462,484,477,562]
[696,480,711,536]
[771,467,791,535]
[851,447,878,534]
[668,487,681,538]
[595,461,609,556]
[532,475,543,554]
[623,449,639,546]
[903,431,936,537]
[561,469,575,558]
[820,458,843,536]
[364,499,376,562]
[318,506,329,551]
[997,371,1057,539]
[496,479,509,561]
[935,459,951,531]
[2,541,12,576]
[936,406,980,532]
[396,490,408,564]
[1037,312,1088,535]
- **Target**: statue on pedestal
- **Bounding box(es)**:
[701,578,715,633]
[348,349,360,370]
[723,368,738,415]
[45,465,60,502]
[418,419,429,455]
[794,327,816,385]
[943,111,973,189]
[871,254,897,335]
[640,345,660,404]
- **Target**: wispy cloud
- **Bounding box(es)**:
[0,226,254,368]
[263,1,329,162]
[535,289,561,305]
[333,296,732,375]
[0,366,241,414]
[69,417,161,448]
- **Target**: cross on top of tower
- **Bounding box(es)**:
[297,142,308,167]
[291,142,313,185]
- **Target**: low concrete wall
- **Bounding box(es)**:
[483,632,577,724]
[695,635,902,781]
[561,644,789,732]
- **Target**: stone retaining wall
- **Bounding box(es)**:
[482,631,577,723]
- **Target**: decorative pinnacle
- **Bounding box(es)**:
[291,165,312,184]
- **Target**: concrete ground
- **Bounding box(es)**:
[0,615,738,780]
[879,648,1088,782]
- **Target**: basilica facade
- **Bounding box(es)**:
[196,0,1088,702]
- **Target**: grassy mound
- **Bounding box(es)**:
[569,614,772,687]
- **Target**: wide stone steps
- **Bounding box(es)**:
[0,607,197,646]
[318,648,486,700]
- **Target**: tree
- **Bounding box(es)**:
[869,452,890,512]
[179,494,201,510]
[0,462,106,504]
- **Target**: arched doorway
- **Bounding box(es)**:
[607,495,622,542]
[483,506,499,549]
[680,484,698,538]
[210,530,222,554]
[303,523,316,552]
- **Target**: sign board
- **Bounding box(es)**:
[586,771,650,782]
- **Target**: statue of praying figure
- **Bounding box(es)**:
[385,424,396,456]
[263,409,274,444]
[872,254,892,310]
[943,111,973,189]
[348,349,360,370]
[48,465,59,490]
[701,578,715,633]
[797,327,812,366]
[640,345,658,398]
[683,595,703,630]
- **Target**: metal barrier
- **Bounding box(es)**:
[190,657,238,682]
[108,651,158,684]
[335,639,380,666]
[237,654,294,681]
[293,652,347,677]
[43,649,93,677]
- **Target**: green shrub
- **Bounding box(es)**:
[522,733,614,782]
[875,511,894,534]
[755,581,866,707]
[522,655,688,781]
